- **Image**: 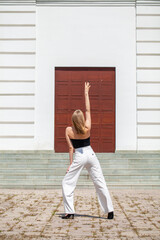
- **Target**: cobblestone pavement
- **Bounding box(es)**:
[0,188,160,240]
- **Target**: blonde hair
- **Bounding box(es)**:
[72,109,86,134]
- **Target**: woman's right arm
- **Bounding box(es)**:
[65,127,73,173]
[85,82,91,130]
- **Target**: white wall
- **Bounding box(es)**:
[0,5,36,150]
[0,2,159,151]
[136,6,160,150]
[35,6,137,150]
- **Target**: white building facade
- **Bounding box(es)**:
[0,0,160,151]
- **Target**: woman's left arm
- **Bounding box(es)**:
[65,127,74,172]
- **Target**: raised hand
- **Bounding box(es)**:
[85,82,91,94]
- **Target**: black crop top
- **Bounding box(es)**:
[70,137,90,149]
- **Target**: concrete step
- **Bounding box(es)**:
[0,152,160,159]
[0,171,160,180]
[0,178,160,184]
[0,183,160,190]
[1,174,159,180]
[0,151,160,189]
[0,174,160,188]
[0,168,160,174]
[0,180,160,188]
[0,158,160,166]
[0,163,160,169]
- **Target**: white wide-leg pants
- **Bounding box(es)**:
[62,145,114,214]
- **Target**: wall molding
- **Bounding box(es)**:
[0,0,36,5]
[36,0,136,6]
[0,0,36,6]
[0,121,34,124]
[136,0,160,6]
[0,0,160,6]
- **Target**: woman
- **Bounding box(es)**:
[62,82,114,219]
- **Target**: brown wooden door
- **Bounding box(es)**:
[55,67,115,152]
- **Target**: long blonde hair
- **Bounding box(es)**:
[72,109,86,134]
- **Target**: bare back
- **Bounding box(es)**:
[67,126,90,140]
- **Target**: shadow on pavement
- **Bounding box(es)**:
[57,213,108,219]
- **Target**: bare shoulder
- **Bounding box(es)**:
[65,126,72,135]
[66,126,72,131]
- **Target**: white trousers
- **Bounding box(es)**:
[62,145,114,214]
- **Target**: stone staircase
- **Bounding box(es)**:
[0,151,160,189]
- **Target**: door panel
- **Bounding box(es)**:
[55,67,115,152]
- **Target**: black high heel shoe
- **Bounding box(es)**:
[62,214,74,219]
[107,211,114,219]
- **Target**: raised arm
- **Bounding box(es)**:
[85,82,91,130]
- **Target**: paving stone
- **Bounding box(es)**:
[0,189,160,239]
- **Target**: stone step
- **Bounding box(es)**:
[0,151,159,189]
[0,178,160,184]
[1,174,159,180]
[0,184,159,190]
[0,159,160,164]
[0,183,159,190]
[0,152,160,159]
[0,164,160,173]
[0,163,160,169]
[0,168,160,176]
